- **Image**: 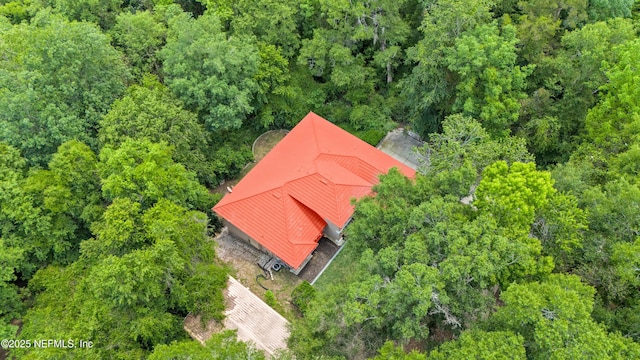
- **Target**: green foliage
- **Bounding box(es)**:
[110,11,166,78]
[359,129,386,147]
[445,22,533,135]
[292,164,569,358]
[161,10,259,130]
[0,141,101,275]
[588,0,634,20]
[149,331,266,359]
[532,192,587,270]
[253,44,306,129]
[372,341,426,360]
[183,263,228,322]
[228,0,299,58]
[2,0,640,357]
[296,0,413,129]
[98,139,211,211]
[487,274,640,359]
[0,12,128,165]
[17,199,228,358]
[28,0,123,28]
[421,114,534,180]
[427,330,526,360]
[586,38,640,155]
[517,18,636,164]
[0,1,29,23]
[515,0,588,63]
[81,198,145,260]
[265,290,277,307]
[210,143,254,184]
[98,78,214,185]
[611,237,640,289]
[475,161,555,231]
[403,0,494,136]
[582,179,640,245]
[196,0,233,21]
[0,238,23,339]
[291,281,316,315]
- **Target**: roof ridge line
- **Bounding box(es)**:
[214,186,285,208]
[285,194,325,246]
[315,154,381,186]
[309,114,322,173]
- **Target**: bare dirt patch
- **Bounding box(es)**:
[297,238,340,283]
[252,130,289,161]
[214,228,302,320]
[183,313,223,345]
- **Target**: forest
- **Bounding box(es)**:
[0,0,639,358]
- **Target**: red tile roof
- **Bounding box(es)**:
[213,112,416,269]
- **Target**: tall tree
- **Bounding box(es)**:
[420,114,533,194]
[98,77,213,185]
[98,139,211,211]
[426,330,526,360]
[402,0,494,136]
[444,22,533,135]
[0,141,101,275]
[0,12,128,165]
[160,10,259,131]
[28,0,124,28]
[110,10,166,78]
[588,0,635,20]
[475,161,555,232]
[514,0,588,65]
[487,274,640,359]
[296,0,414,130]
[516,17,636,164]
[149,331,266,360]
[0,238,23,339]
[290,160,579,358]
[228,0,299,58]
[17,199,228,359]
[585,38,640,156]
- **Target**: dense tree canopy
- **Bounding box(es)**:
[161,9,259,130]
[1,0,640,358]
[0,12,128,165]
[98,77,213,184]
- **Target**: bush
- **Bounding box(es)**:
[265,290,278,308]
[291,281,316,315]
[211,145,253,184]
[359,129,386,146]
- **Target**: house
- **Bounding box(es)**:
[213,112,415,274]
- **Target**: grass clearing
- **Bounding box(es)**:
[312,239,359,292]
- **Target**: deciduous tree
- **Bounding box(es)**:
[110,10,166,78]
[98,139,211,211]
[160,10,259,130]
[98,77,213,185]
[0,12,128,165]
[445,23,533,135]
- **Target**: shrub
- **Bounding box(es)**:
[291,281,316,315]
[360,129,386,146]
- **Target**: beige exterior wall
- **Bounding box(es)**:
[224,220,270,254]
[323,220,342,241]
[323,217,351,245]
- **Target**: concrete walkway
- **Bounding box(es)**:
[223,276,290,356]
[378,128,425,170]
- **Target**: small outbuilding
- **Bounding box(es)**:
[213,112,415,273]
